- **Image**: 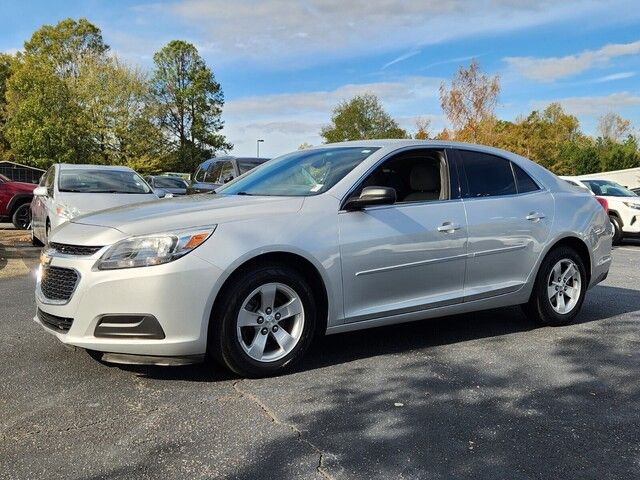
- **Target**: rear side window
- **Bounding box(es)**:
[238,160,262,174]
[512,163,539,193]
[459,150,516,197]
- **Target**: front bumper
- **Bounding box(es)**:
[34,248,223,359]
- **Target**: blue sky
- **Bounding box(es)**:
[1,0,640,157]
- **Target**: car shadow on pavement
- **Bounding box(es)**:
[126,285,639,383]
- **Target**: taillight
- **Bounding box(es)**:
[595,196,608,211]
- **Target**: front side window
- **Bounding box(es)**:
[206,161,225,183]
[216,161,235,183]
[218,147,379,197]
[459,150,516,197]
[58,169,152,194]
[354,149,449,203]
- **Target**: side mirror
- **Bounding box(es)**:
[33,186,48,197]
[153,188,168,198]
[344,186,396,211]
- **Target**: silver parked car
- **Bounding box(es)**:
[31,164,160,245]
[35,141,612,377]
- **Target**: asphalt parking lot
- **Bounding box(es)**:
[1,225,639,479]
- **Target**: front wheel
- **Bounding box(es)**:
[209,263,316,377]
[610,215,623,245]
[11,203,31,230]
[522,246,587,326]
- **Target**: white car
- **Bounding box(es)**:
[35,141,612,377]
[31,164,160,245]
[561,176,640,244]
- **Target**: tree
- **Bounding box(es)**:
[320,93,407,143]
[414,117,431,140]
[298,142,313,150]
[23,17,108,79]
[151,40,231,172]
[598,113,632,142]
[4,18,109,166]
[0,53,14,158]
[439,59,500,142]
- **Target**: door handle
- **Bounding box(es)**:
[526,212,545,222]
[437,222,461,233]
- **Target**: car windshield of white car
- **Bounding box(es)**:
[583,180,637,197]
[217,147,380,197]
[59,170,152,194]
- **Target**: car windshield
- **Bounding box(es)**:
[583,180,637,197]
[153,177,188,189]
[217,147,379,197]
[59,169,152,194]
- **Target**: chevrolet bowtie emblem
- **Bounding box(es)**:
[40,251,52,267]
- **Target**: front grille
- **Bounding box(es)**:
[40,266,79,301]
[37,308,73,332]
[49,242,102,256]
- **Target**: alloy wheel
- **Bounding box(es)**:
[236,282,305,362]
[547,259,582,314]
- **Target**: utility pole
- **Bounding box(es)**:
[256,139,264,158]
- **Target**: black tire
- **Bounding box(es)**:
[522,246,587,326]
[208,263,317,378]
[31,227,44,247]
[11,203,31,230]
[610,215,623,245]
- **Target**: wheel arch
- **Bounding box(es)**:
[7,193,33,215]
[209,250,330,339]
[537,235,592,286]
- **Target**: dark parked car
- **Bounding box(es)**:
[145,175,190,196]
[0,173,36,229]
[187,156,268,194]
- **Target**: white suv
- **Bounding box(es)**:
[561,176,640,244]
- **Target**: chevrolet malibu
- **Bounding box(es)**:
[35,141,613,377]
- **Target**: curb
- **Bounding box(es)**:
[0,246,42,259]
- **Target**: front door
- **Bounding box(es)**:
[339,148,468,323]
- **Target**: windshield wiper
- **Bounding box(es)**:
[236,191,253,196]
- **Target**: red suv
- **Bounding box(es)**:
[0,173,36,229]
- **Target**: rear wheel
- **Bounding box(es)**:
[522,246,587,326]
[209,263,316,377]
[31,227,44,247]
[610,215,623,245]
[11,203,31,230]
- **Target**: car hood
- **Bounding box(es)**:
[58,192,158,215]
[68,193,305,239]
[9,181,37,192]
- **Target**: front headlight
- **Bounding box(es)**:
[55,203,80,219]
[623,202,640,210]
[95,226,216,270]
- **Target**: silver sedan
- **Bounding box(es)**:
[35,140,612,377]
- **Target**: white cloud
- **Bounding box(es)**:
[223,76,444,156]
[505,40,640,82]
[382,49,421,70]
[531,92,640,116]
[141,0,633,67]
[591,71,635,83]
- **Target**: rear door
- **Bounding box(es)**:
[456,149,553,301]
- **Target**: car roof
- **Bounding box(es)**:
[57,163,135,172]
